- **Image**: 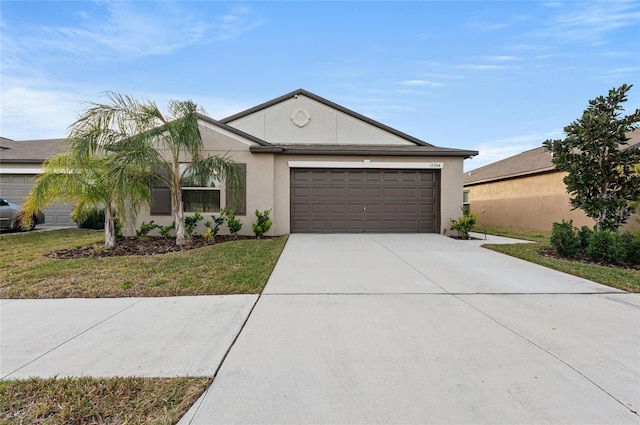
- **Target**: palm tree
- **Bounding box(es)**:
[21,150,153,248]
[73,92,239,246]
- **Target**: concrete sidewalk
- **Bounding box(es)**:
[181,234,640,424]
[2,233,638,424]
[1,295,257,379]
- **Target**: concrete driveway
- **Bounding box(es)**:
[2,233,639,424]
[182,233,640,424]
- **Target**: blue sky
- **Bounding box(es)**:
[1,1,639,171]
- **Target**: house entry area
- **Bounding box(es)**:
[290,168,439,233]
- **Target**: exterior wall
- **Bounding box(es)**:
[226,94,414,146]
[134,123,276,237]
[271,155,465,235]
[466,172,593,231]
[467,171,640,232]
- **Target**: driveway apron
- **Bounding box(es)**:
[182,234,640,424]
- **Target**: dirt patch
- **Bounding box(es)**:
[539,248,640,271]
[47,235,256,259]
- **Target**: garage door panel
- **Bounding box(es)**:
[291,169,439,233]
[3,173,73,225]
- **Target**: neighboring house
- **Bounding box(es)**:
[0,137,74,225]
[143,89,478,235]
[463,130,640,232]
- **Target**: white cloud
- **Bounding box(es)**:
[0,80,89,139]
[534,1,640,45]
[465,130,563,171]
[6,2,264,63]
[399,80,443,87]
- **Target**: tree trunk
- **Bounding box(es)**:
[104,206,116,249]
[174,198,186,246]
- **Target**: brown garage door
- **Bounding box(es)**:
[290,168,439,233]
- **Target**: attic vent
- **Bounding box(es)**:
[291,108,311,127]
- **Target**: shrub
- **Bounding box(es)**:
[72,208,121,236]
[586,231,626,265]
[252,209,272,239]
[204,210,228,241]
[226,211,242,238]
[550,220,580,258]
[621,232,640,265]
[184,213,203,236]
[449,207,478,239]
[577,225,593,250]
[158,221,175,238]
[72,208,105,230]
[136,220,159,237]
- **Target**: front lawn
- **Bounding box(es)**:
[0,229,287,298]
[0,377,210,424]
[475,225,640,293]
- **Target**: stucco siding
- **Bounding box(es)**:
[227,94,414,146]
[467,172,594,231]
[467,171,639,232]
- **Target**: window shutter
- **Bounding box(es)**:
[226,163,246,215]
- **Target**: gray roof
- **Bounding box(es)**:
[250,144,478,157]
[464,129,640,186]
[222,88,477,158]
[0,138,68,164]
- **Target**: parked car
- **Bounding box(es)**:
[0,197,45,231]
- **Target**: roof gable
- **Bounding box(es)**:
[221,88,432,147]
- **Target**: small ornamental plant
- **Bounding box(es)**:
[226,210,243,239]
[204,210,228,242]
[252,209,272,239]
[449,207,478,239]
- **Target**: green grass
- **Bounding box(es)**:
[0,229,287,298]
[475,225,640,292]
[0,376,211,424]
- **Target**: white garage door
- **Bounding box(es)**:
[1,174,73,225]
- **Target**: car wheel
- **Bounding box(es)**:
[16,213,36,231]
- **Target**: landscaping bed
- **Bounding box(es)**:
[0,229,287,298]
[48,235,256,259]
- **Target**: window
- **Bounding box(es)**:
[181,164,221,213]
[463,190,470,214]
[150,166,171,216]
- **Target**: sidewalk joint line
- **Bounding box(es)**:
[2,298,144,380]
[454,295,639,418]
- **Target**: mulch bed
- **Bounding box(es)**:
[539,248,640,271]
[47,235,256,259]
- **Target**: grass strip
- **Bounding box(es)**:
[474,226,639,292]
[0,229,287,298]
[0,376,211,425]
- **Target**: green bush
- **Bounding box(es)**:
[72,208,121,236]
[72,208,105,230]
[586,231,626,265]
[158,221,175,238]
[550,220,580,258]
[449,207,478,239]
[136,221,159,237]
[621,232,640,265]
[252,209,272,239]
[577,226,593,250]
[204,210,228,240]
[226,211,242,238]
[184,213,203,236]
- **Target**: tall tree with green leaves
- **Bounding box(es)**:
[21,150,153,249]
[75,92,239,246]
[543,84,640,231]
